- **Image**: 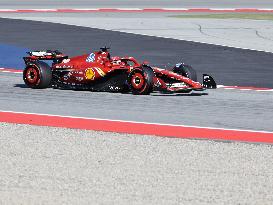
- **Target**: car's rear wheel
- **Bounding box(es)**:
[128,66,154,95]
[23,61,52,89]
[172,64,197,82]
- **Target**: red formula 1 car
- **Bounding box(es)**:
[23,47,216,95]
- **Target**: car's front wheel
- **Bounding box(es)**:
[172,64,197,82]
[128,66,154,95]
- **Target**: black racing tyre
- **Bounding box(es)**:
[172,64,197,82]
[128,66,154,95]
[23,61,52,89]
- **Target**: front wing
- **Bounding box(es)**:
[152,68,216,93]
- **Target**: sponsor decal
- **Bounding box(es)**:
[76,77,84,81]
[86,53,96,62]
[62,59,70,63]
[170,82,187,88]
[57,65,73,68]
[63,72,72,81]
[94,67,106,77]
[154,79,162,88]
[85,68,95,80]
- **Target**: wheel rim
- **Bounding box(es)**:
[131,73,145,89]
[25,67,39,84]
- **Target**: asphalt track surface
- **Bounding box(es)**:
[1,18,273,88]
[1,0,273,9]
[0,18,273,132]
[1,71,273,133]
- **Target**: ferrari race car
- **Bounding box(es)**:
[23,47,216,95]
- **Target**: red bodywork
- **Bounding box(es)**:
[23,49,207,93]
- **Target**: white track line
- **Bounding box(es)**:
[217,85,273,92]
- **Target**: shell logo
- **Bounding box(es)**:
[85,68,95,80]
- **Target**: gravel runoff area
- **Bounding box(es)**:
[1,122,273,204]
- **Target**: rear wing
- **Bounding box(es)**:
[23,50,68,64]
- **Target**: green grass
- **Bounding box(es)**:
[171,13,273,21]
